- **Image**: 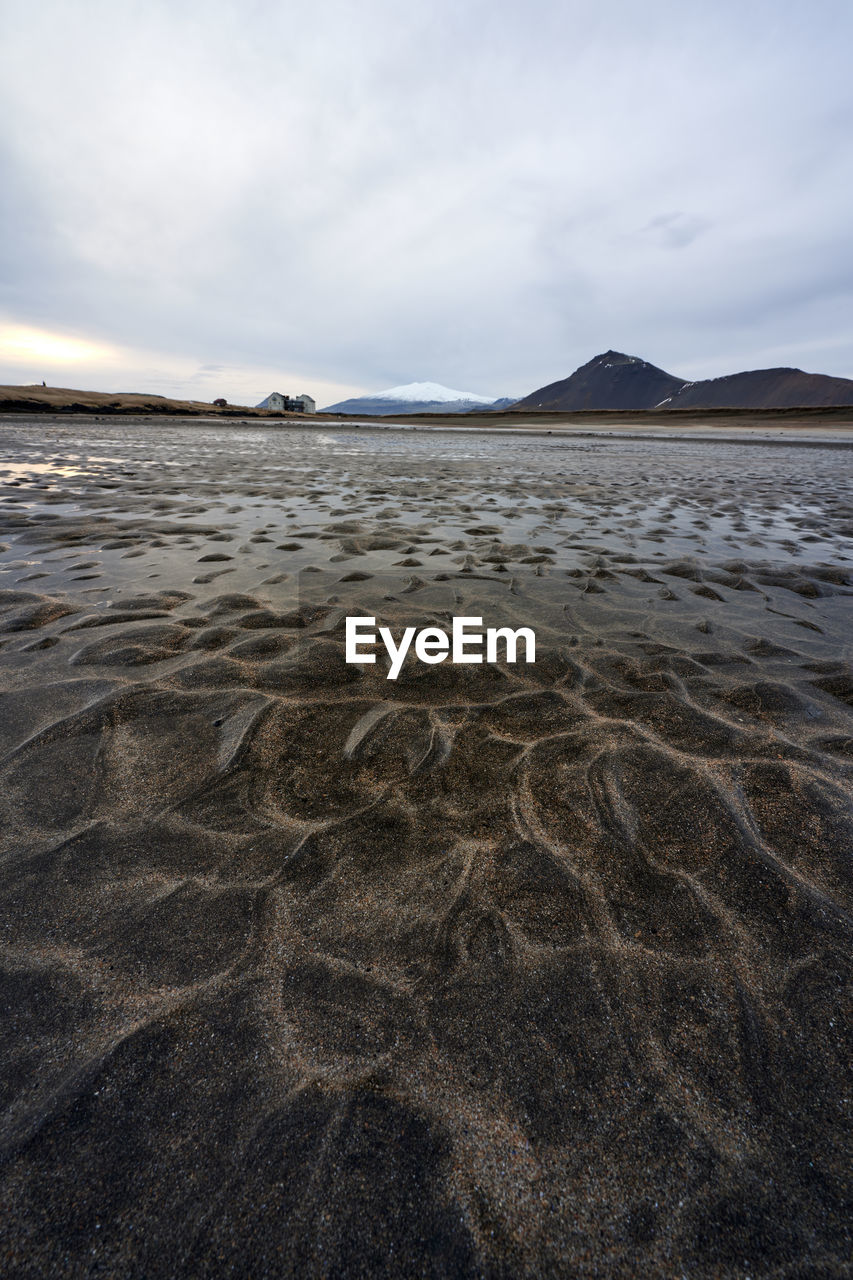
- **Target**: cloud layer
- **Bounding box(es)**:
[1,0,852,404]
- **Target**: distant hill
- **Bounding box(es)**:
[0,384,266,416]
[481,397,518,412]
[323,381,504,416]
[514,351,853,410]
[0,384,323,417]
[663,368,853,409]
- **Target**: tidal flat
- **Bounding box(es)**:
[0,417,851,1278]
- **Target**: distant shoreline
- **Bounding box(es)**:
[3,407,853,446]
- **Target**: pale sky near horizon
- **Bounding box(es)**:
[1,0,852,407]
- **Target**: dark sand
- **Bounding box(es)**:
[0,417,851,1278]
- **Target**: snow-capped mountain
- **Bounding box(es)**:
[367,382,495,404]
[322,381,502,415]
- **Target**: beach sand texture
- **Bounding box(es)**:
[0,419,851,1278]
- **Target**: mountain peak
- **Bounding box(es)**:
[513,351,683,411]
[321,380,504,416]
[370,381,495,404]
[513,352,853,411]
[588,351,644,366]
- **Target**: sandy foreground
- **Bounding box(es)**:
[0,417,851,1278]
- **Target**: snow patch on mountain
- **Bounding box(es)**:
[369,381,495,404]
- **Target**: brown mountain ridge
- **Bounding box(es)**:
[513,350,853,410]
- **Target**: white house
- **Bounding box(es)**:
[258,391,316,414]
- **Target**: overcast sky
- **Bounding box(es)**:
[1,0,852,406]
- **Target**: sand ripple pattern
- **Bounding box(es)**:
[0,421,851,1277]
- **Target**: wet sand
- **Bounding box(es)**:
[0,417,851,1278]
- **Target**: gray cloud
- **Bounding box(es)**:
[640,214,713,251]
[1,0,852,402]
